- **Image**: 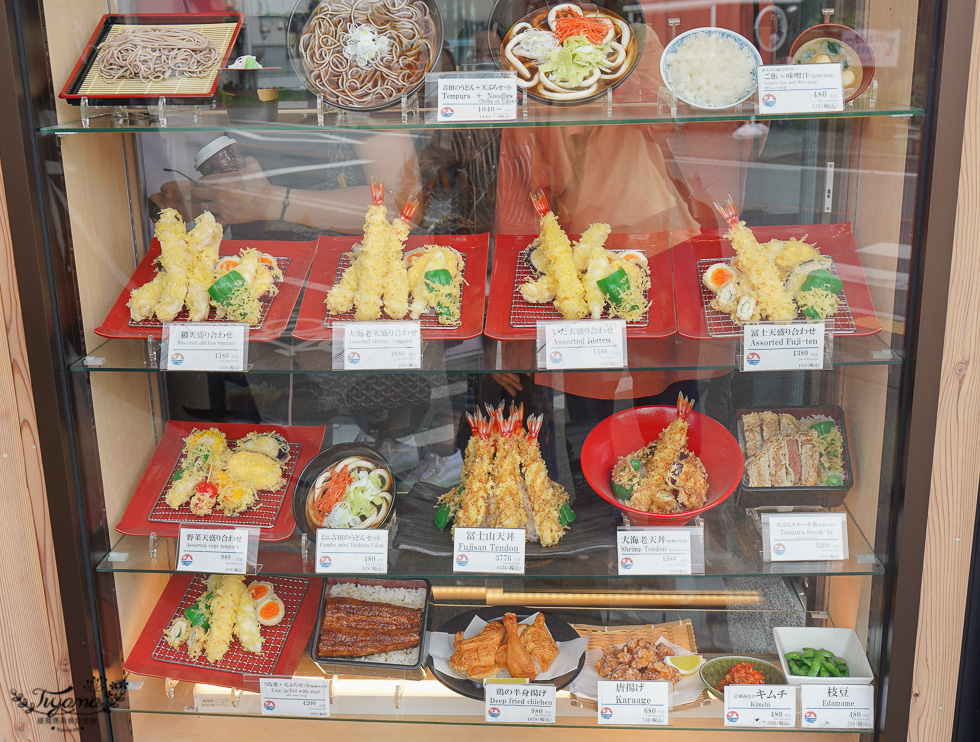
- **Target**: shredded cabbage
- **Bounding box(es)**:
[540,35,611,87]
[325,470,388,528]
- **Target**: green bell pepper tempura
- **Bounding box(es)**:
[424,268,454,320]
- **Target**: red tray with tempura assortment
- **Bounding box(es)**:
[484,233,675,340]
[95,238,317,342]
[672,223,882,339]
[125,573,322,691]
[292,234,489,341]
[115,421,326,541]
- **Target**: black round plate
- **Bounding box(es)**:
[426,605,586,700]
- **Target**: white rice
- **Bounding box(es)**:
[326,582,426,665]
[665,31,758,108]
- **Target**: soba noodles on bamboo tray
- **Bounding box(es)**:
[499,2,640,102]
[297,0,438,109]
[97,27,220,82]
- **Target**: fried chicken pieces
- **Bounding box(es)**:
[594,638,681,687]
[449,613,559,681]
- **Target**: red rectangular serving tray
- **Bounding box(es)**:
[125,573,322,692]
[484,233,675,340]
[672,223,882,339]
[115,421,326,541]
[59,13,244,106]
[95,237,316,342]
[292,234,489,341]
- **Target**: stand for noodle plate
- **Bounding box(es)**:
[153,97,205,128]
[78,97,136,129]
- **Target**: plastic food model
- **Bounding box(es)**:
[500,2,637,101]
[435,404,576,547]
[449,612,559,680]
[706,198,845,323]
[742,411,845,487]
[521,190,650,320]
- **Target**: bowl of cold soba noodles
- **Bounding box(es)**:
[288,0,442,111]
[489,0,644,104]
[293,443,396,540]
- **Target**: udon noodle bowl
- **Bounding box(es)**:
[499,2,639,102]
[298,0,437,110]
[306,454,394,529]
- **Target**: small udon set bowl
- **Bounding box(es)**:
[287,0,443,112]
[293,443,396,541]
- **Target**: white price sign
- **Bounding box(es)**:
[743,322,826,371]
[163,322,248,371]
[260,678,330,718]
[341,321,421,370]
[485,682,555,724]
[766,513,848,562]
[539,320,626,369]
[176,527,249,574]
[597,680,669,725]
[724,685,796,727]
[758,64,845,114]
[617,528,692,575]
[315,529,388,574]
[453,528,525,574]
[437,75,517,122]
[800,684,874,729]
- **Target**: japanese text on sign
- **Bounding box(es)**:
[164,322,248,371]
[453,528,525,573]
[539,320,626,369]
[765,513,848,562]
[315,529,388,574]
[758,64,845,114]
[597,680,669,725]
[617,528,694,575]
[339,321,421,370]
[724,685,797,727]
[259,678,330,718]
[743,322,826,371]
[436,75,517,122]
[176,527,249,574]
[800,684,874,729]
[485,682,555,724]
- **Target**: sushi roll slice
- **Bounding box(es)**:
[702,262,736,293]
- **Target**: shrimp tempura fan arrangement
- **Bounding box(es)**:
[611,394,709,514]
[128,208,282,325]
[521,190,651,321]
[703,199,846,324]
[435,404,576,547]
[326,180,464,324]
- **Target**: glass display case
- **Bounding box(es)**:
[0,0,972,738]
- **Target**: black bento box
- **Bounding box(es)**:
[734,405,853,509]
[311,576,431,671]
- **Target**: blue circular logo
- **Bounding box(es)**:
[455,553,468,567]
[487,707,500,718]
[746,352,761,366]
[263,700,276,711]
[441,106,455,118]
[804,711,817,724]
[773,542,787,556]
[600,707,613,720]
[762,93,777,108]
[179,553,193,567]
[170,353,184,366]
[319,555,332,568]
[549,350,563,365]
[620,556,633,570]
[347,351,361,365]
[727,710,740,723]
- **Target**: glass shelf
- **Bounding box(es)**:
[41,99,922,134]
[98,499,884,579]
[72,333,902,374]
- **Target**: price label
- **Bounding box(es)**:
[453,528,525,574]
[758,64,845,114]
[800,685,874,729]
[539,320,626,369]
[259,678,330,718]
[436,75,517,122]
[597,680,669,725]
[765,513,848,562]
[485,682,555,724]
[617,528,693,575]
[176,527,249,574]
[724,685,797,727]
[163,322,248,371]
[743,322,826,371]
[340,322,421,370]
[315,529,388,574]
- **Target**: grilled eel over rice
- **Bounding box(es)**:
[317,597,422,657]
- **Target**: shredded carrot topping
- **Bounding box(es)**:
[553,13,610,44]
[311,467,353,522]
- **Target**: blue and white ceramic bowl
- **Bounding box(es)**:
[660,27,763,110]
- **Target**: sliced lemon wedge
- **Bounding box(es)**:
[666,654,704,675]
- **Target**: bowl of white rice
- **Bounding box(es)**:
[660,27,762,109]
